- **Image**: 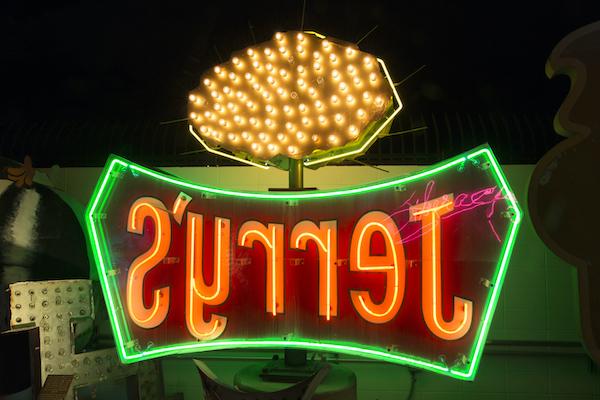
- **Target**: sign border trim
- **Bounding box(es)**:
[85,145,521,380]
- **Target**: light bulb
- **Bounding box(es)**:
[189,94,196,101]
[249,117,258,126]
[318,115,327,124]
[357,108,366,118]
[277,133,285,142]
[329,53,337,62]
[335,113,343,123]
[296,45,304,54]
[234,115,242,124]
[322,40,331,50]
[364,56,373,67]
[347,65,355,74]
[288,145,297,154]
[200,125,208,134]
[332,70,340,80]
[315,100,323,109]
[346,47,356,57]
[264,48,272,56]
[308,87,316,97]
[266,104,274,113]
[241,131,250,140]
[375,96,384,107]
[252,60,260,69]
[328,134,338,143]
[227,133,236,141]
[247,48,255,57]
[313,62,321,71]
[210,90,219,98]
[353,77,362,86]
[268,143,277,152]
[346,94,355,104]
[267,76,275,85]
[285,122,294,131]
[331,95,339,104]
[232,57,240,66]
[203,78,212,87]
[299,103,307,113]
[223,86,231,94]
[251,143,259,151]
[297,33,304,41]
[296,131,305,140]
[312,134,319,142]
[349,125,358,137]
[369,72,377,82]
[279,46,287,54]
[258,132,267,141]
[339,82,348,91]
[313,51,321,59]
[246,101,254,111]
[279,69,288,78]
[302,117,310,126]
[265,118,273,127]
[275,32,283,41]
[283,105,291,114]
[297,65,305,74]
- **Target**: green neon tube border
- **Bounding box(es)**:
[85,144,522,380]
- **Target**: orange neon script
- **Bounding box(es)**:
[123,194,473,340]
[186,214,230,340]
[290,220,338,320]
[238,221,285,316]
[410,195,473,340]
[349,211,406,324]
[126,197,171,329]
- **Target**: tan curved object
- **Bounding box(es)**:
[528,21,600,364]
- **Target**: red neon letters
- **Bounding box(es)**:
[125,194,473,342]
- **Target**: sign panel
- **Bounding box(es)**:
[86,146,521,380]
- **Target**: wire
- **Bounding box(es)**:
[300,0,307,31]
[394,65,427,87]
[247,20,257,44]
[159,117,189,125]
[405,368,419,400]
[356,25,379,45]
[383,126,428,137]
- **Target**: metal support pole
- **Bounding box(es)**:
[288,158,304,190]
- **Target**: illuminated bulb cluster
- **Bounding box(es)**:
[188,31,393,160]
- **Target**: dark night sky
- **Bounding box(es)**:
[1,1,599,123]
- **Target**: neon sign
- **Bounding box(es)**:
[187,31,402,170]
[86,145,521,380]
